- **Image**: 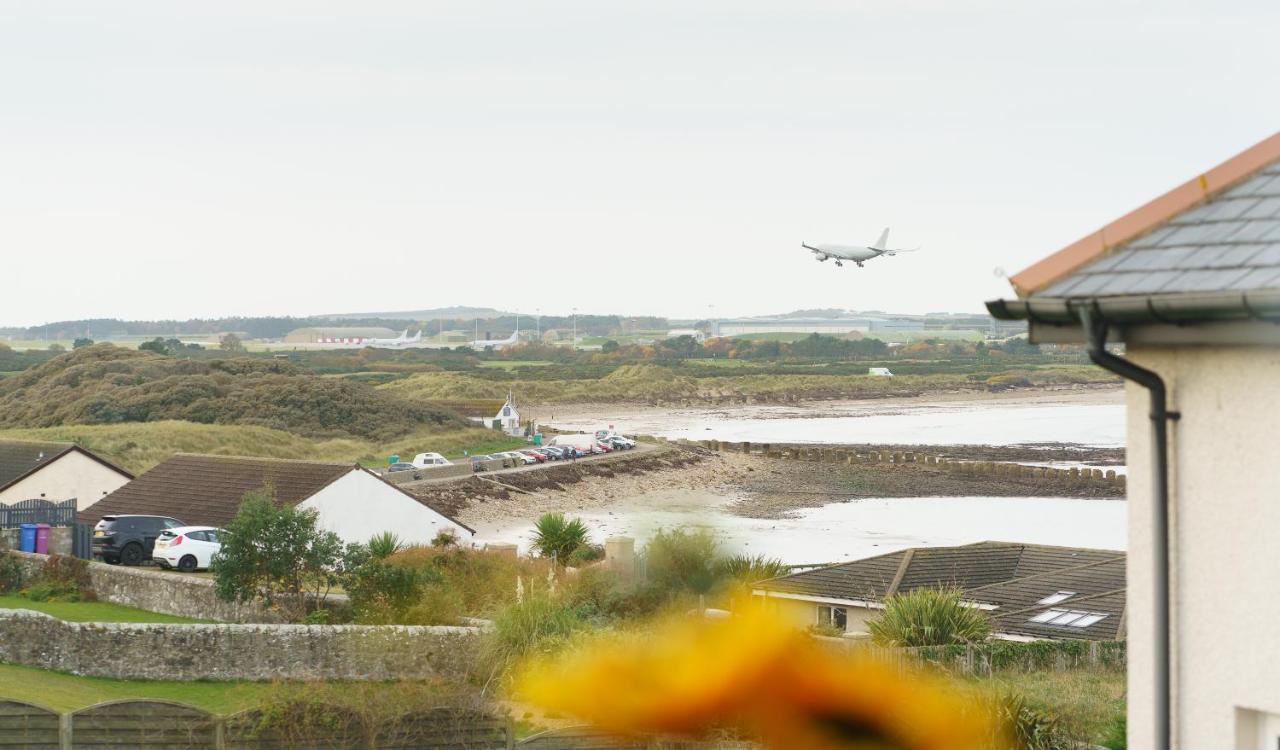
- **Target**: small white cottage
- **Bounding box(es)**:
[491,393,522,436]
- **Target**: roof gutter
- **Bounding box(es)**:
[1078,304,1176,750]
[986,288,1280,326]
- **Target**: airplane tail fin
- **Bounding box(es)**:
[873,227,890,249]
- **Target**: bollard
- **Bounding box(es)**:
[1105,469,1116,480]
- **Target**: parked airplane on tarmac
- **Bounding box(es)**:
[802,228,920,268]
[367,329,425,349]
[468,329,520,350]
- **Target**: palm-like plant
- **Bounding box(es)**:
[367,531,404,560]
[716,554,788,584]
[530,513,589,564]
[867,587,991,647]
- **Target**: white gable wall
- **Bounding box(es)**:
[297,470,472,546]
[0,451,132,511]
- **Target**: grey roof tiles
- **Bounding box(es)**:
[1038,162,1280,299]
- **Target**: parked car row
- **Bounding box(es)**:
[470,435,637,472]
[92,514,226,571]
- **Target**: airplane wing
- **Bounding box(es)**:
[872,227,890,250]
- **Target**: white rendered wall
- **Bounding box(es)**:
[0,451,131,511]
[297,470,472,546]
[1124,345,1280,750]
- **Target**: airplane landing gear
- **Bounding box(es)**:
[856,261,864,268]
[835,261,843,267]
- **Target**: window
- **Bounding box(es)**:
[1037,591,1076,605]
[1028,609,1109,628]
[187,531,208,542]
[817,605,847,631]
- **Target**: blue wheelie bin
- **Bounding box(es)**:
[18,524,37,553]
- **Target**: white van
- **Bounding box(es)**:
[411,452,453,468]
[547,434,599,453]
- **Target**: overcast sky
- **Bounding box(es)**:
[3,1,1278,326]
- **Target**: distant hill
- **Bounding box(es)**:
[325,307,511,321]
[0,344,467,441]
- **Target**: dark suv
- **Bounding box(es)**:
[92,515,185,565]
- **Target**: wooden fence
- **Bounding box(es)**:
[0,701,753,750]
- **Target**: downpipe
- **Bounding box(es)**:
[1079,304,1177,750]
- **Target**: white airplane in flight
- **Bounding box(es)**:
[802,228,920,268]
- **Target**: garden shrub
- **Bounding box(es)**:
[0,549,26,594]
[22,554,95,602]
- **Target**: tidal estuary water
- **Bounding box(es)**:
[480,390,1129,563]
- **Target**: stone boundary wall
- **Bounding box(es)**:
[686,439,1126,490]
[0,609,479,681]
[5,550,283,623]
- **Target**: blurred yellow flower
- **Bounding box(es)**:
[518,611,1003,750]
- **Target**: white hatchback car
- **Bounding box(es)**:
[153,526,225,572]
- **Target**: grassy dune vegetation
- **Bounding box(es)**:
[0,421,518,475]
[379,361,1115,406]
[0,345,520,473]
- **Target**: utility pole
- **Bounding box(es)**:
[536,308,541,338]
[572,308,578,350]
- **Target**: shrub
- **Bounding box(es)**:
[867,587,990,647]
[993,690,1073,750]
[367,531,404,560]
[0,547,26,594]
[24,555,94,602]
[431,529,459,548]
[530,513,589,564]
[644,528,719,596]
[565,544,604,567]
[345,560,436,624]
[213,489,345,621]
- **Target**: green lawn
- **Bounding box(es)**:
[0,663,274,713]
[0,595,210,624]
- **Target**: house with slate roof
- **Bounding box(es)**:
[752,542,1125,642]
[0,440,133,511]
[80,454,473,546]
[987,130,1280,749]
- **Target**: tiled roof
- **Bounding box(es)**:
[755,542,1126,641]
[78,454,356,527]
[0,441,75,490]
[0,440,133,495]
[1038,161,1280,299]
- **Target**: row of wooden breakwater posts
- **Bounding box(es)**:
[658,438,1126,489]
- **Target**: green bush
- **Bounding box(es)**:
[22,555,95,602]
[993,690,1073,750]
[213,490,345,621]
[644,528,719,596]
[867,587,990,647]
[565,544,604,567]
[0,550,26,594]
[345,560,436,624]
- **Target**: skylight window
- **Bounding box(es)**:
[1037,591,1076,605]
[1027,609,1109,628]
